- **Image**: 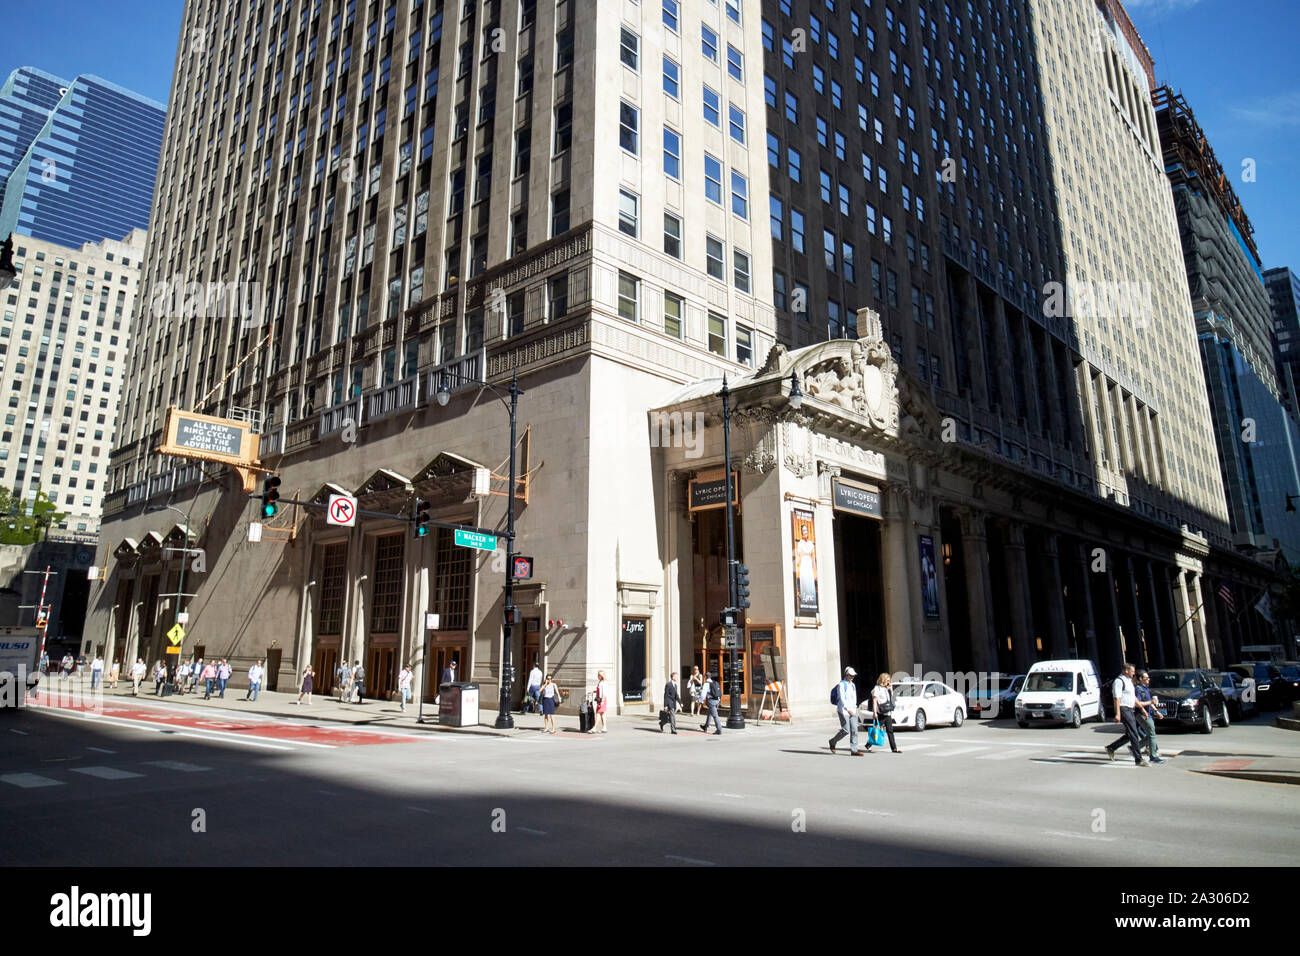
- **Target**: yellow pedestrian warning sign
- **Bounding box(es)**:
[166,623,185,645]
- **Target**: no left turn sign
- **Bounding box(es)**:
[327,494,357,526]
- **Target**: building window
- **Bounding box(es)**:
[788,146,801,182]
[663,0,680,33]
[507,292,526,337]
[727,44,743,81]
[733,250,751,293]
[620,26,639,70]
[725,0,741,24]
[791,208,805,254]
[664,291,683,338]
[619,101,639,154]
[728,104,745,144]
[617,272,639,322]
[706,235,725,280]
[842,240,856,283]
[708,313,727,357]
[730,170,748,219]
[548,274,569,319]
[824,230,837,272]
[663,127,682,179]
[736,325,753,366]
[554,103,572,153]
[704,154,723,203]
[551,189,570,235]
[664,212,683,259]
[770,195,784,240]
[663,55,680,97]
[618,189,639,237]
[702,24,719,62]
[703,85,721,127]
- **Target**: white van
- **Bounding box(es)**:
[1014,659,1102,728]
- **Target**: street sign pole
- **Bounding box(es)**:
[497,371,521,730]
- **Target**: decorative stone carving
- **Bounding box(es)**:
[784,453,815,478]
[758,342,788,374]
[743,449,778,474]
[802,330,900,433]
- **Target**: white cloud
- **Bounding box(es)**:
[1231,90,1300,128]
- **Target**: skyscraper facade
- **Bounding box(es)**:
[0,68,166,249]
[91,0,1272,711]
[1265,266,1300,417]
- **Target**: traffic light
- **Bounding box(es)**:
[414,499,430,537]
[505,605,522,625]
[733,562,751,610]
[261,475,281,517]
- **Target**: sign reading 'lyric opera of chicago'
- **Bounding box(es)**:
[790,509,820,618]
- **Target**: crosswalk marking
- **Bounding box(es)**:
[69,766,145,780]
[142,761,210,772]
[976,749,1028,760]
[900,742,939,751]
[1,772,62,789]
[924,746,990,758]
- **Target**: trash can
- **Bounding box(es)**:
[439,682,480,727]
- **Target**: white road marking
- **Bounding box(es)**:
[665,854,716,866]
[944,738,1068,748]
[70,766,144,780]
[30,706,311,751]
[517,826,547,836]
[924,746,990,758]
[86,746,116,754]
[976,749,1028,761]
[899,742,938,751]
[715,792,745,798]
[1,772,62,788]
[1041,829,1117,842]
[8,729,28,736]
[406,806,434,813]
[143,761,210,772]
[851,809,894,817]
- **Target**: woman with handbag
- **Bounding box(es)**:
[688,666,704,717]
[870,672,901,753]
[590,670,611,734]
[540,674,561,734]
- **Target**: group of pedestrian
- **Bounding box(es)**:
[829,668,901,755]
[1105,663,1165,766]
[335,659,368,703]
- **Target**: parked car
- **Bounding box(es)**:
[1217,672,1257,720]
[1275,663,1300,704]
[859,680,965,731]
[1228,663,1286,710]
[967,674,1024,719]
[1015,659,1103,727]
[1146,669,1230,733]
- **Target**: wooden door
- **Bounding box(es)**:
[367,646,396,700]
[265,648,282,691]
[313,646,338,695]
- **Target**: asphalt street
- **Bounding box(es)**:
[3,697,1297,866]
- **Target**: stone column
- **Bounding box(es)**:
[1125,555,1145,668]
[1190,573,1212,668]
[1003,522,1036,673]
[1102,551,1124,670]
[343,525,365,669]
[960,509,999,674]
[882,487,916,673]
[1143,560,1166,667]
[1074,541,1100,664]
[1041,534,1070,659]
[1174,570,1195,667]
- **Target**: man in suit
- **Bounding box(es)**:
[660,671,681,734]
[440,659,458,687]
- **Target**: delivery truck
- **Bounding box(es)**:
[0,625,42,710]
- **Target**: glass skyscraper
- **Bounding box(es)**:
[0,67,166,249]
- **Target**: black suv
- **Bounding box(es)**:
[1227,663,1286,710]
[1146,669,1230,733]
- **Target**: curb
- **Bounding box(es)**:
[1191,768,1300,786]
[1275,716,1300,732]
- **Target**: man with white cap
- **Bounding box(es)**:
[829,666,863,756]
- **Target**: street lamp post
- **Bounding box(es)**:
[437,368,523,730]
[718,371,802,732]
[147,501,197,692]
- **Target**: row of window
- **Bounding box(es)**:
[615,270,753,366]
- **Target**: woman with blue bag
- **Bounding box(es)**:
[869,673,901,753]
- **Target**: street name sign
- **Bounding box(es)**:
[454,529,497,551]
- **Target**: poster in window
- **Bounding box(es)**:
[791,508,819,617]
[919,534,940,620]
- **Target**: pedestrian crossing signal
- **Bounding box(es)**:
[262,475,281,517]
[414,499,430,536]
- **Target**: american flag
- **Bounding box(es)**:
[1218,584,1236,614]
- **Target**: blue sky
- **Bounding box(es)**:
[1,0,1296,270]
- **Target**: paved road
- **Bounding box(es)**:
[3,698,1297,866]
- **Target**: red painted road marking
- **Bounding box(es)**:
[1204,759,1255,772]
[30,696,417,747]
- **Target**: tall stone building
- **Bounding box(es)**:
[1265,266,1300,418]
[92,0,1268,716]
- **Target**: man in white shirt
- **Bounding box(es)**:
[1105,663,1148,766]
[525,663,543,713]
[829,666,863,756]
[90,656,104,690]
[130,658,146,696]
[244,660,264,701]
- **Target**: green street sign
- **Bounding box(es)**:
[454,529,497,551]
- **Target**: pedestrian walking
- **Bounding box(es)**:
[540,674,561,733]
[660,671,681,734]
[60,654,74,680]
[828,666,863,755]
[700,671,723,735]
[130,658,146,696]
[440,659,457,686]
[337,660,353,702]
[176,661,191,695]
[217,660,232,698]
[589,670,611,734]
[245,660,264,701]
[201,660,217,699]
[188,658,202,694]
[525,662,543,713]
[352,660,366,704]
[398,664,413,711]
[108,659,120,688]
[868,672,901,753]
[688,665,704,717]
[90,656,104,690]
[1103,663,1149,766]
[1129,670,1164,763]
[152,661,167,696]
[296,665,314,705]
